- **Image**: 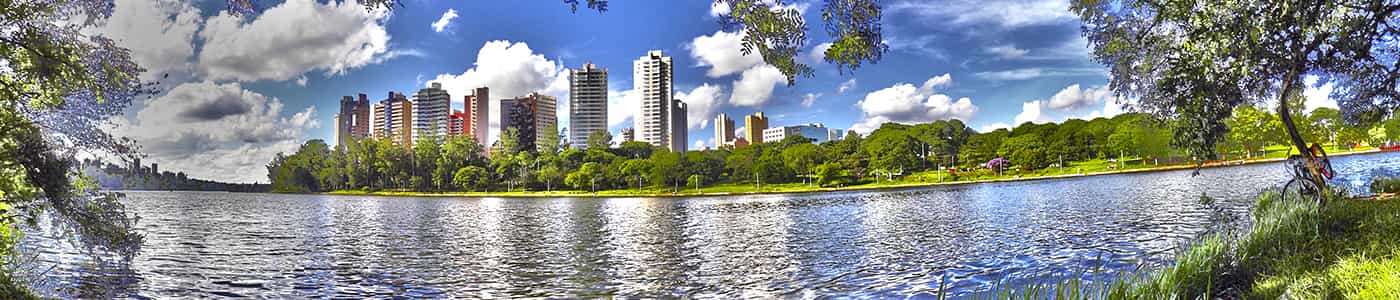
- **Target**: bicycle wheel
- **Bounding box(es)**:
[1310,143,1335,180]
[1282,178,1322,206]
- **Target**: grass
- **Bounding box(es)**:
[972,187,1400,299]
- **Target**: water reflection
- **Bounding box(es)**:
[22,152,1400,298]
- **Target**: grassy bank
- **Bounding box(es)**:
[327,147,1381,198]
[979,189,1400,299]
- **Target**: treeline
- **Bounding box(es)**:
[80,160,271,192]
[267,108,1384,193]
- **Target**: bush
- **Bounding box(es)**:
[1370,177,1400,194]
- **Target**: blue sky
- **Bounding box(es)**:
[98,0,1163,183]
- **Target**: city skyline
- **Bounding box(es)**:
[101,0,1345,183]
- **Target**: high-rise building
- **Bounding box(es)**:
[745,111,769,144]
[334,94,371,147]
[412,82,451,142]
[634,50,673,149]
[621,127,635,142]
[762,123,844,144]
[448,110,468,136]
[372,92,413,147]
[465,87,489,148]
[569,62,608,149]
[669,99,687,152]
[714,113,735,147]
[500,92,557,152]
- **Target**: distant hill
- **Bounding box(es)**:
[80,159,270,193]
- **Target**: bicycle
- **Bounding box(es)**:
[1281,143,1336,206]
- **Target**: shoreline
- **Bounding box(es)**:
[322,149,1386,199]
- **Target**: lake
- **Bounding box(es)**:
[23,152,1400,298]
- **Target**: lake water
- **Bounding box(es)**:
[23,152,1400,298]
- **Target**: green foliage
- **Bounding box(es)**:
[1000,134,1048,170]
[1371,177,1400,194]
[452,166,488,192]
[1070,0,1400,161]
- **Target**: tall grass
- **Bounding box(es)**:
[973,186,1400,299]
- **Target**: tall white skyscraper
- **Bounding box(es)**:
[633,50,672,149]
[569,62,608,148]
[412,82,451,142]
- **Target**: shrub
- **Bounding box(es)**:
[1369,177,1400,194]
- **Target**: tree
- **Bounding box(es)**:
[453,166,489,192]
[1224,105,1281,159]
[862,124,917,180]
[649,149,685,193]
[586,129,613,149]
[1000,134,1049,170]
[619,159,652,190]
[814,161,847,187]
[411,133,442,190]
[1309,108,1343,149]
[1072,0,1400,183]
[782,143,824,185]
[565,162,605,192]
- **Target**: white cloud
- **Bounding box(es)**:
[838,78,857,94]
[688,30,764,78]
[709,2,731,17]
[802,93,821,107]
[688,30,792,107]
[986,45,1028,59]
[608,88,639,128]
[295,76,308,87]
[889,0,1074,28]
[851,74,978,133]
[729,65,786,107]
[1014,100,1051,125]
[431,9,458,33]
[675,84,725,130]
[979,122,1011,132]
[90,0,202,82]
[809,42,833,64]
[1046,84,1113,110]
[113,81,317,183]
[1303,76,1338,113]
[198,0,392,82]
[974,68,1045,81]
[430,40,569,146]
[694,140,707,150]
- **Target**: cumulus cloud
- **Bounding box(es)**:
[675,84,725,130]
[838,78,857,94]
[608,88,639,128]
[689,30,764,78]
[1014,100,1051,125]
[729,65,786,106]
[90,0,202,82]
[113,81,317,183]
[432,9,458,33]
[198,0,392,82]
[851,74,979,133]
[430,40,569,145]
[1046,84,1113,110]
[689,30,790,107]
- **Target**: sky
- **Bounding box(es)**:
[94,0,1341,183]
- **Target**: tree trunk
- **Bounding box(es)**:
[1277,75,1329,204]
